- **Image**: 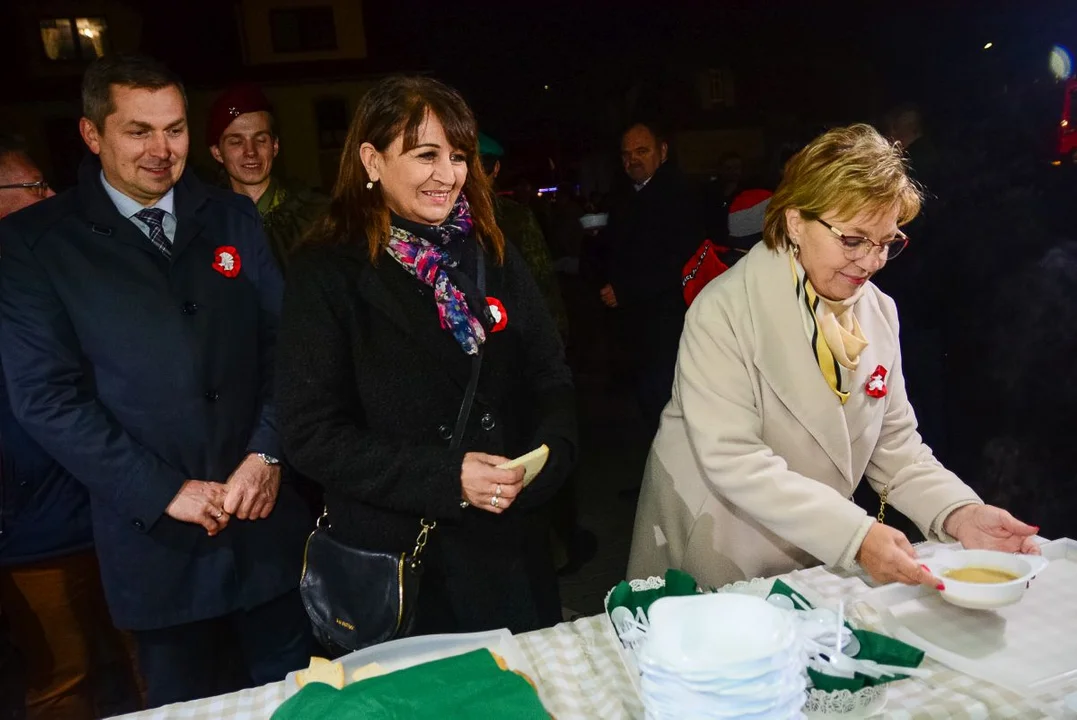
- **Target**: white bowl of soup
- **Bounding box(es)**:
[923,549,1050,610]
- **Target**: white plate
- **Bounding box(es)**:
[644,593,796,672]
[283,629,536,700]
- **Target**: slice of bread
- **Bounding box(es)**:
[496,444,549,488]
[295,656,345,690]
[350,662,387,683]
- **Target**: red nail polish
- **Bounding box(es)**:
[920,564,930,571]
[936,583,946,591]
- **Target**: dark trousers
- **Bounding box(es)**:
[134,588,310,709]
[0,610,24,720]
[616,306,684,444]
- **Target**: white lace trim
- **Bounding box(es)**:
[803,686,887,717]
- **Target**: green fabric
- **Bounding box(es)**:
[764,579,925,691]
[259,176,329,273]
[271,649,549,720]
[807,628,926,692]
[493,196,568,338]
[606,568,699,618]
[478,133,504,158]
[255,177,280,216]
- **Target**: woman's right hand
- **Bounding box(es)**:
[461,452,525,514]
[856,523,944,590]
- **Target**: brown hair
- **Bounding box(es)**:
[82,55,187,129]
[310,76,504,264]
[763,124,922,251]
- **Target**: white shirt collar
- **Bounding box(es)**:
[99,170,175,219]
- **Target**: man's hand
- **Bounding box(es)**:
[600,284,618,308]
[165,480,232,536]
[223,454,282,520]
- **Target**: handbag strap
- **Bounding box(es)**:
[411,248,487,559]
[449,249,486,451]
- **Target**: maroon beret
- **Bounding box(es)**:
[206,83,273,147]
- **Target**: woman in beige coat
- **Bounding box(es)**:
[628,124,1039,590]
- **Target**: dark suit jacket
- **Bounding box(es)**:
[276,235,577,633]
[594,164,707,377]
[0,156,308,630]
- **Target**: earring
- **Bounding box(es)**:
[791,241,801,257]
[365,181,374,190]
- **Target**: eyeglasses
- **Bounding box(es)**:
[815,218,909,260]
[0,180,50,198]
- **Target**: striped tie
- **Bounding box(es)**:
[134,208,172,259]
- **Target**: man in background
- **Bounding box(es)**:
[479,133,567,338]
[207,83,326,273]
[596,121,706,441]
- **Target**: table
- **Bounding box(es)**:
[113,547,1065,719]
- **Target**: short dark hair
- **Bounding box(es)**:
[82,55,187,128]
[622,120,666,146]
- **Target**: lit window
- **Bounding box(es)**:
[40,17,109,61]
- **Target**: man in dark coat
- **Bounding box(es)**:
[208,83,327,273]
[0,55,310,708]
[596,122,707,440]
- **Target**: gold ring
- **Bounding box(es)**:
[214,509,224,519]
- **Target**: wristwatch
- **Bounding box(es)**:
[257,453,281,466]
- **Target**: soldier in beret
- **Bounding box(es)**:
[208,83,327,273]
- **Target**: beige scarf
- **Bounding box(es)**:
[790,253,869,403]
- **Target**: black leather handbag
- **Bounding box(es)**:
[299,252,486,658]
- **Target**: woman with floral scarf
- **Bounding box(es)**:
[276,76,576,636]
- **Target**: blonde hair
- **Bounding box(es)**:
[763,124,922,251]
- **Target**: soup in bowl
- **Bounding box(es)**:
[923,549,1050,610]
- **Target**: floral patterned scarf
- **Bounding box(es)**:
[385,193,487,355]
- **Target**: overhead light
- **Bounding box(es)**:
[1052,160,1063,166]
[983,42,993,50]
[544,85,550,91]
[1063,119,1070,128]
[1050,45,1073,80]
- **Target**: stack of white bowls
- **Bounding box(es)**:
[638,593,807,720]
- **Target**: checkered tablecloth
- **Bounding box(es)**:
[113,545,1066,719]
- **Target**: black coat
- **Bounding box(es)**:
[599,163,707,316]
[593,164,707,376]
[0,363,93,564]
[276,233,577,634]
[0,157,309,630]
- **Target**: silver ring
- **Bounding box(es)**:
[460,500,469,509]
[214,509,224,519]
[491,496,499,508]
[495,483,503,497]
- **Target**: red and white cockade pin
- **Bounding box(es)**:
[865,365,888,398]
[212,246,242,278]
[486,297,508,332]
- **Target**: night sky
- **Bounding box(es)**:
[6,0,1077,167]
